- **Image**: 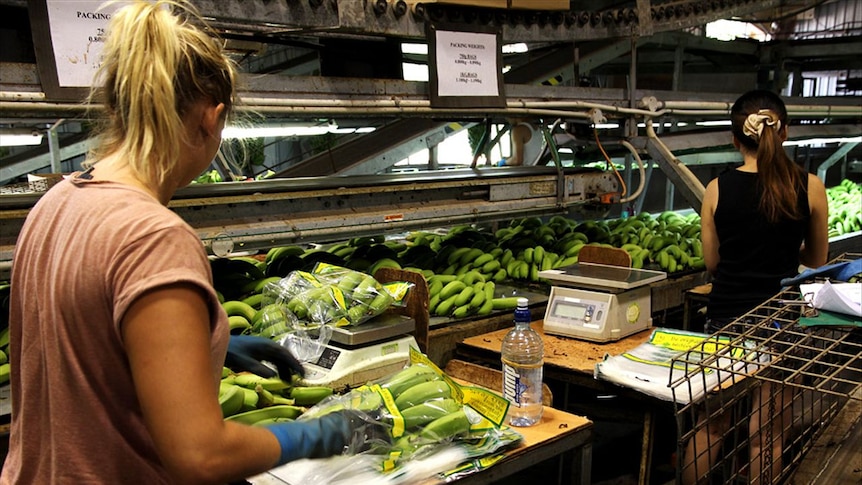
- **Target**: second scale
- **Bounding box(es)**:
[299,313,417,389]
[538,263,667,342]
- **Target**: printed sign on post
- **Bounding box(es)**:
[427,23,505,108]
[45,0,129,87]
[30,0,130,99]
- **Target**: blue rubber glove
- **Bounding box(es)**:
[266,412,351,465]
[266,410,392,465]
[225,335,305,379]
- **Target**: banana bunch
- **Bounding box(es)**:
[427,271,521,319]
[299,363,474,452]
[219,367,334,424]
[826,179,862,237]
[381,365,474,458]
[310,264,396,325]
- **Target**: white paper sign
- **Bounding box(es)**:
[434,30,500,97]
[45,1,130,87]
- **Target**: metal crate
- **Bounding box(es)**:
[670,252,862,485]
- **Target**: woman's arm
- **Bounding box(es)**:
[799,173,829,268]
[123,283,281,484]
[700,179,720,276]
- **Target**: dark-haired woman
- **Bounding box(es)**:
[683,89,828,485]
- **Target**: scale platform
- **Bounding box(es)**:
[538,263,667,343]
[300,313,417,389]
[539,262,667,292]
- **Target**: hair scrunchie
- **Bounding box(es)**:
[742,109,781,141]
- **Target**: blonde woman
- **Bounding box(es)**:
[2,2,369,483]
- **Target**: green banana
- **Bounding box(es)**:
[225,404,306,425]
[446,247,471,266]
[240,293,266,310]
[400,398,463,429]
[228,315,251,334]
[394,380,452,410]
[471,252,494,269]
[222,300,257,322]
[459,248,484,266]
[469,283,486,309]
[417,408,471,441]
[452,304,472,319]
[289,386,334,406]
[381,365,442,399]
[232,372,291,392]
[477,298,494,316]
[218,383,245,417]
[239,386,259,412]
[491,297,520,311]
[452,286,474,307]
[266,245,306,265]
[434,295,458,317]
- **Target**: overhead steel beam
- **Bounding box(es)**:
[0,137,91,184]
[642,135,705,211]
[188,0,791,44]
[276,118,440,177]
[817,142,859,181]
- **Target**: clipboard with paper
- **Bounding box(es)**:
[797,280,862,327]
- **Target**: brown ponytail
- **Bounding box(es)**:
[730,90,805,223]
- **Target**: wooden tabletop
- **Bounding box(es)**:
[251,378,593,485]
[419,379,593,485]
[459,320,653,374]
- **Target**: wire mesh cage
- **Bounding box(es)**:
[670,252,862,485]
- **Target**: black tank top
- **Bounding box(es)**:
[708,169,810,319]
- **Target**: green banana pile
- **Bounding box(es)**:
[212,209,712,324]
[826,179,862,237]
[219,367,334,424]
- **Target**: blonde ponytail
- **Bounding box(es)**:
[85,1,236,186]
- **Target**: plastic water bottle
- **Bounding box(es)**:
[501,297,544,426]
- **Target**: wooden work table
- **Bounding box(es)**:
[251,377,593,485]
[458,320,653,389]
[419,406,592,485]
[456,322,671,485]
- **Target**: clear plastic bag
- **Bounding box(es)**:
[293,349,524,481]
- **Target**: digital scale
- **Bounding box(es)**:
[538,263,667,342]
[299,313,418,389]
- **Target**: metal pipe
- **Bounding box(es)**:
[2,92,860,120]
[47,119,65,173]
[619,139,646,204]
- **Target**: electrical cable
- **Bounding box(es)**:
[594,127,627,197]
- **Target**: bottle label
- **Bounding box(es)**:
[502,362,524,407]
[502,361,541,407]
